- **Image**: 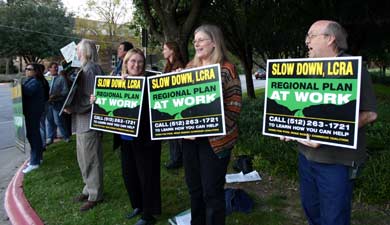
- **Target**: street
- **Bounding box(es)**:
[0,83,26,225]
[239,74,266,92]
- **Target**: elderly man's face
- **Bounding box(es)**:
[305,21,331,58]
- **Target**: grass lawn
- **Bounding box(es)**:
[23,139,294,225]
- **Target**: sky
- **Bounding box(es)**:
[61,0,133,23]
[61,0,88,18]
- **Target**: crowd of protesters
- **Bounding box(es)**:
[20,20,377,225]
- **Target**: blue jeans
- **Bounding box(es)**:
[39,111,47,148]
[25,114,43,165]
[46,104,69,140]
[298,153,353,225]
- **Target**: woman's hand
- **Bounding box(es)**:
[90,94,96,104]
[121,73,129,80]
[279,136,292,142]
[174,68,183,72]
[183,137,196,140]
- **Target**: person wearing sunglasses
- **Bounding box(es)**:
[22,63,50,173]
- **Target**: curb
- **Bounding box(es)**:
[4,160,44,225]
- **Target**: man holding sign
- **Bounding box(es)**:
[63,39,105,212]
[281,20,377,225]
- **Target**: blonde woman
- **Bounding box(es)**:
[121,49,162,225]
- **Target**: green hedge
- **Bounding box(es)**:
[236,85,390,204]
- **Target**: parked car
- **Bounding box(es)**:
[254,69,266,80]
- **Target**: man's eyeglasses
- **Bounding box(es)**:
[192,38,211,44]
[305,33,329,41]
[25,68,34,71]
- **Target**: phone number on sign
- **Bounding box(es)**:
[269,116,351,131]
[169,117,220,127]
[287,118,350,131]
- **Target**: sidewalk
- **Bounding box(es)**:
[0,83,27,224]
[0,147,26,225]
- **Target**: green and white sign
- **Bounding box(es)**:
[147,64,225,140]
[90,76,145,136]
[263,57,361,149]
[11,79,26,152]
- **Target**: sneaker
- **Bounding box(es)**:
[46,139,53,145]
[125,208,142,219]
[27,160,43,166]
[63,138,70,143]
[134,217,156,225]
[22,165,39,174]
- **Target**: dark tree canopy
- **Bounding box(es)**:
[0,0,75,63]
[131,0,209,63]
[130,0,390,95]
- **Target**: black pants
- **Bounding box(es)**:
[182,138,230,225]
[120,139,162,216]
[168,139,183,164]
[25,114,43,165]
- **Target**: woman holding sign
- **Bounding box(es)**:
[121,48,162,225]
[162,41,185,170]
[183,24,242,225]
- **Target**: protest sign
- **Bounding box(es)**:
[11,79,26,152]
[60,42,77,63]
[90,76,145,136]
[147,64,225,140]
[262,57,361,149]
[59,69,81,116]
[60,41,81,67]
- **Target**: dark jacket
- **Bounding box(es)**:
[22,76,45,117]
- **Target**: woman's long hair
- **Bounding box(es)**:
[163,41,184,73]
[189,24,228,68]
[27,63,49,100]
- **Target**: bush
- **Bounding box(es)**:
[369,71,390,85]
[235,97,298,179]
[237,85,390,204]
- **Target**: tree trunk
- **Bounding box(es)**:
[382,65,386,77]
[141,0,203,64]
[240,46,255,98]
[5,58,10,75]
[242,59,255,98]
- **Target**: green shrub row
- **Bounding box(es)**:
[236,85,390,204]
